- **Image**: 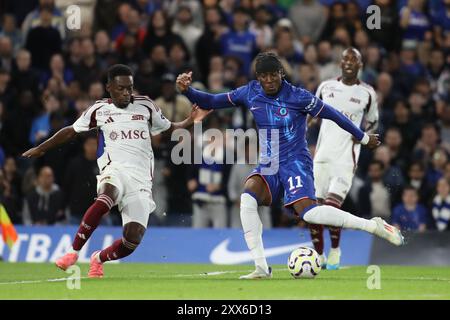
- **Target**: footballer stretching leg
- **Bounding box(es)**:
[23,64,211,277]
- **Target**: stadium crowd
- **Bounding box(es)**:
[0,0,449,232]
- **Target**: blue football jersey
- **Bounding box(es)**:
[226,80,323,164]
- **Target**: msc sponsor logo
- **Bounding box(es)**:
[121,130,149,139]
[340,110,357,121]
[132,114,145,121]
[109,130,149,140]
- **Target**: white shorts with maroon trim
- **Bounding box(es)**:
[313,162,354,201]
[96,163,155,227]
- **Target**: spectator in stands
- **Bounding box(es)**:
[167,41,194,76]
[24,7,62,71]
[21,0,65,41]
[289,0,327,44]
[73,38,101,91]
[142,9,184,55]
[0,166,22,224]
[358,160,391,219]
[10,49,40,98]
[94,30,118,71]
[155,73,192,122]
[426,48,448,100]
[115,9,147,51]
[195,6,227,84]
[392,185,427,232]
[40,53,74,89]
[407,161,434,207]
[29,93,60,146]
[22,166,65,225]
[369,0,400,51]
[389,100,420,150]
[87,81,105,103]
[399,0,432,45]
[373,145,405,204]
[249,5,273,51]
[1,90,37,157]
[172,5,202,57]
[92,0,122,35]
[188,120,228,228]
[0,14,22,55]
[414,123,441,164]
[219,7,258,76]
[426,148,448,186]
[384,127,409,172]
[376,73,397,113]
[432,177,450,231]
[274,27,303,68]
[432,0,450,48]
[0,36,14,73]
[320,2,353,41]
[360,44,381,86]
[117,32,145,72]
[0,68,12,109]
[317,40,341,81]
[63,134,102,225]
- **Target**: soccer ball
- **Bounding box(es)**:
[287,246,322,279]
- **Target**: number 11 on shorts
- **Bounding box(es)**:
[288,176,303,190]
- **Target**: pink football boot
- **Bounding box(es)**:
[88,250,104,278]
[55,252,78,271]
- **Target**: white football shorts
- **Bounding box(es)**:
[313,162,354,201]
[96,163,156,228]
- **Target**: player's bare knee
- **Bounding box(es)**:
[244,176,271,206]
[293,198,317,219]
[123,222,146,245]
[98,183,119,203]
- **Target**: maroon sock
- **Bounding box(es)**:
[324,198,342,249]
[99,238,137,262]
[72,194,113,251]
[309,224,324,255]
[329,227,342,249]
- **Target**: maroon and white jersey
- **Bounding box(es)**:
[314,78,379,167]
[72,95,171,179]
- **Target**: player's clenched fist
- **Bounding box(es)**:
[366,134,381,149]
[176,71,192,93]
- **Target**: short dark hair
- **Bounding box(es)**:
[107,64,132,83]
[402,185,418,194]
[254,52,284,74]
[369,159,385,171]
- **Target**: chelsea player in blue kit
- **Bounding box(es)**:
[176,52,404,279]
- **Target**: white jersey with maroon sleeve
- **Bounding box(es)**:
[72,95,171,181]
[313,78,379,168]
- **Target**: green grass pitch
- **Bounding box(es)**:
[0,263,449,299]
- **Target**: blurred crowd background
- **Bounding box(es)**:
[0,0,449,232]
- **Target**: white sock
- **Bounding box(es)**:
[240,193,269,272]
[69,248,80,255]
[303,205,377,233]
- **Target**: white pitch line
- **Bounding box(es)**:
[0,277,88,285]
[174,267,288,277]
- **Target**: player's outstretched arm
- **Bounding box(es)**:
[316,103,380,149]
[22,126,78,158]
[167,104,212,133]
[176,72,235,109]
